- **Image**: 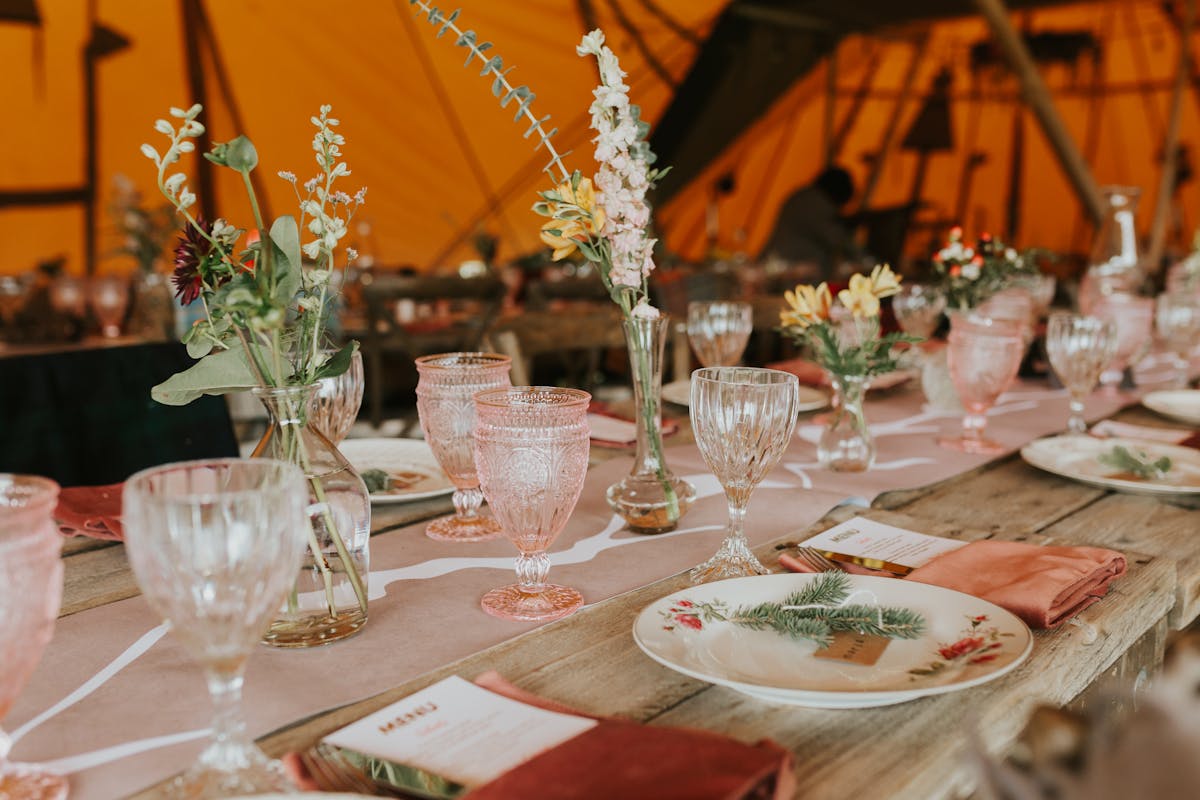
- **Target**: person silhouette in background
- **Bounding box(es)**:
[759,166,864,281]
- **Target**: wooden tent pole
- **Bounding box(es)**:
[972,0,1105,225]
[858,31,930,211]
[822,49,838,167]
[1146,0,1194,274]
[83,0,97,274]
[831,43,883,157]
[181,0,216,225]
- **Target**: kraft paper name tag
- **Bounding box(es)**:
[812,631,891,666]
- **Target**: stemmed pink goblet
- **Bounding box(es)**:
[939,318,1025,454]
[0,475,67,800]
[473,387,591,622]
[416,353,512,542]
[1091,293,1154,391]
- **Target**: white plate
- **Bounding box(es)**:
[662,378,828,412]
[1021,435,1200,496]
[338,438,455,504]
[1143,390,1200,426]
[633,573,1032,708]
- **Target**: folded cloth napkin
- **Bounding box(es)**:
[55,483,124,541]
[781,539,1126,629]
[284,671,795,799]
[1090,420,1197,446]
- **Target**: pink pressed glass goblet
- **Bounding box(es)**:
[88,275,129,338]
[416,353,512,542]
[1091,293,1154,391]
[939,321,1024,454]
[473,387,590,622]
[0,475,67,800]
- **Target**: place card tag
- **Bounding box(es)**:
[812,631,891,666]
[800,517,967,571]
[323,675,597,789]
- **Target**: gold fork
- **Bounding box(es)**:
[793,546,843,573]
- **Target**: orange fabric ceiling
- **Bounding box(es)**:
[2,0,1197,276]
[659,0,1200,266]
[0,0,722,275]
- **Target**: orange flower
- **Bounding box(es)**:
[781,282,832,328]
[538,177,606,261]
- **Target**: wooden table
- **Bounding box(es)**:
[59,402,1198,799]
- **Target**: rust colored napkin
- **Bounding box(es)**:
[465,671,794,800]
[55,483,124,541]
[781,539,1126,629]
[284,672,795,799]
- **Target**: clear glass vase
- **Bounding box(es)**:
[1079,186,1142,314]
[251,385,370,647]
[128,270,177,341]
[818,373,875,472]
[606,316,696,534]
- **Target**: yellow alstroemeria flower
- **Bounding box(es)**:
[838,274,882,319]
[781,282,832,328]
[868,263,901,298]
[538,177,607,261]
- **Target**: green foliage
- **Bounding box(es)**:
[783,319,920,379]
[1099,445,1172,479]
[204,135,259,172]
[151,347,269,406]
[726,572,927,648]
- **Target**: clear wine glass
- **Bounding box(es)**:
[473,387,591,621]
[0,475,67,800]
[892,283,947,340]
[686,302,753,367]
[938,319,1024,454]
[123,459,309,797]
[1045,312,1117,435]
[416,353,512,542]
[1091,293,1154,391]
[1155,293,1200,388]
[689,367,800,583]
[310,348,364,445]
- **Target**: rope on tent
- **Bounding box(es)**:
[606,0,678,89]
[635,0,701,46]
[393,0,523,269]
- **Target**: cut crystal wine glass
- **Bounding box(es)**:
[123,459,309,797]
[0,475,67,800]
[1046,313,1117,435]
[939,319,1024,454]
[687,302,753,367]
[892,283,946,340]
[416,353,512,542]
[88,275,129,339]
[473,387,590,622]
[309,349,364,445]
[689,367,799,583]
[1155,293,1200,389]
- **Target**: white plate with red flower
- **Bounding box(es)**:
[633,573,1032,708]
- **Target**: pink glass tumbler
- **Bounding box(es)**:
[473,387,591,622]
[0,475,66,800]
[416,353,513,542]
[1091,293,1154,391]
[939,322,1024,454]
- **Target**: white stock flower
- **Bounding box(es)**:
[178,188,196,209]
[961,262,981,280]
[630,300,659,319]
[154,119,173,135]
[302,240,321,260]
[576,29,605,56]
[164,173,186,194]
[278,170,297,183]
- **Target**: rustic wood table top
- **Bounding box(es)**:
[60,396,1198,800]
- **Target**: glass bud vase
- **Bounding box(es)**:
[606,315,696,534]
[1079,186,1142,314]
[818,374,875,472]
[251,385,370,647]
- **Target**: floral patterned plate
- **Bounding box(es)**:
[632,573,1032,708]
[1021,435,1200,496]
[337,439,455,504]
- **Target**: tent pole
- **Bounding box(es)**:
[83,0,97,275]
[972,0,1105,226]
[822,49,837,167]
[181,0,216,225]
[858,31,930,211]
[831,42,883,158]
[1070,6,1112,255]
[1146,0,1194,274]
[1005,104,1024,242]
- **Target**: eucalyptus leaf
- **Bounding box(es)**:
[186,337,215,359]
[269,215,302,304]
[223,135,259,172]
[312,341,359,381]
[150,347,265,406]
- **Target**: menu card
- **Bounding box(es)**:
[800,517,967,570]
[323,676,597,788]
